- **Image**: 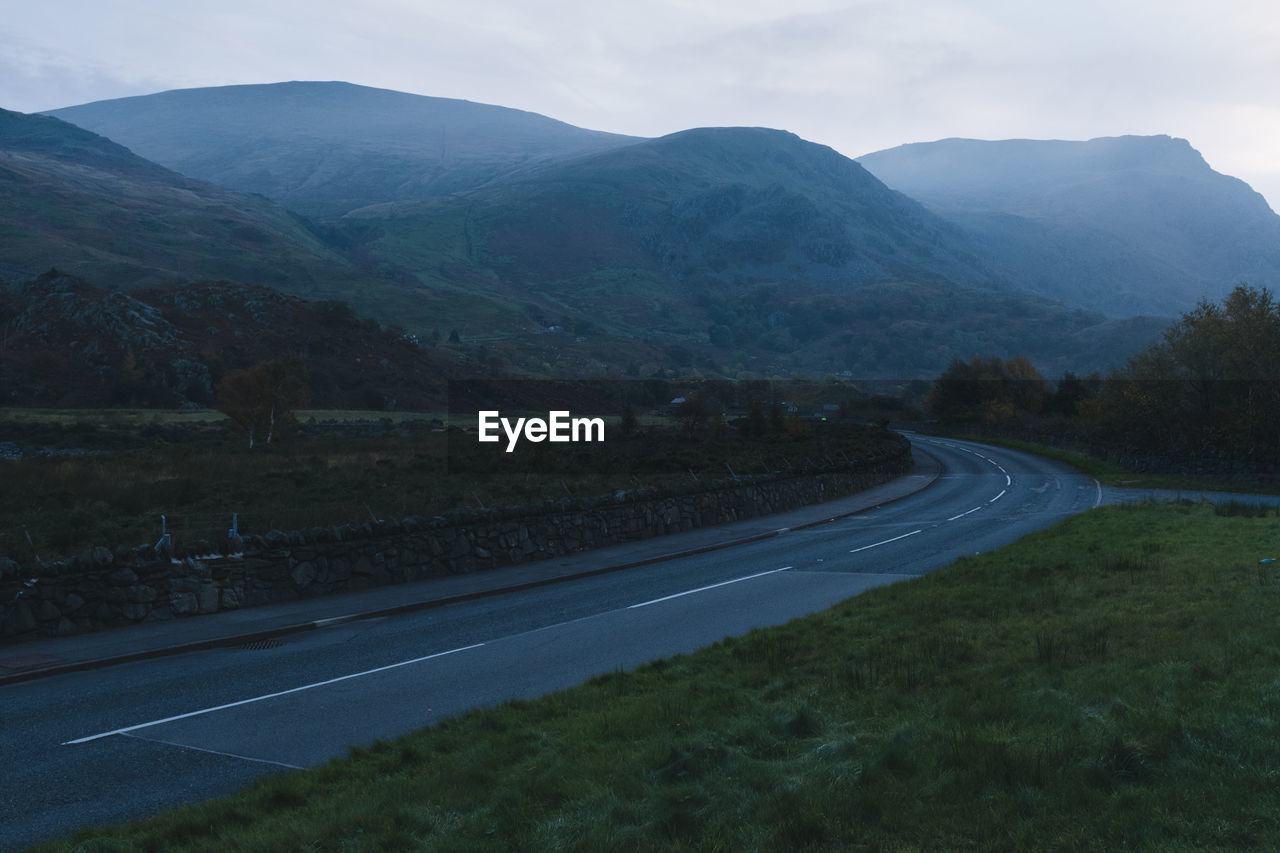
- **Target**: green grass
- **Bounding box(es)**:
[922,428,1280,495]
[32,502,1280,851]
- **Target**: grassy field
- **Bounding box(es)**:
[32,501,1280,851]
[0,412,900,566]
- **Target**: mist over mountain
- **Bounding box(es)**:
[3,84,1215,384]
[857,135,1280,316]
[46,82,641,217]
[333,125,1159,377]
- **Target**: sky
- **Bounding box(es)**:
[3,1,1278,211]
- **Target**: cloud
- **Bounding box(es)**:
[0,0,1276,209]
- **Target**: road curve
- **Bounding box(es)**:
[2,436,1103,850]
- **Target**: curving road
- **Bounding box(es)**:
[2,437,1106,850]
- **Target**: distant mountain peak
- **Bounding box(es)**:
[858,134,1280,316]
[45,82,642,217]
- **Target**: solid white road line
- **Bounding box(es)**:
[849,529,922,553]
[64,642,486,745]
[628,567,793,609]
[123,732,303,769]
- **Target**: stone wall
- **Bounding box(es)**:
[0,447,910,643]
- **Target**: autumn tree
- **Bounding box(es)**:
[925,355,1046,424]
[1102,284,1280,456]
[215,355,309,448]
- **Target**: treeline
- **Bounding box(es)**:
[927,285,1280,465]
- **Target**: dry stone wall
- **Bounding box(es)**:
[1,448,910,643]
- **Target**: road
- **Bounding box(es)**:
[0,436,1149,850]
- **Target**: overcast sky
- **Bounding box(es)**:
[3,1,1278,210]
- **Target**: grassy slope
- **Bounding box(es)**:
[0,109,457,339]
[33,501,1280,851]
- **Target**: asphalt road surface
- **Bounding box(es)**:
[0,436,1170,850]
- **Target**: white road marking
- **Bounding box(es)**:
[947,507,983,521]
[1005,474,1012,486]
[1094,479,1103,508]
[312,615,356,627]
[628,567,792,609]
[123,732,303,770]
[849,529,922,553]
[989,489,1006,503]
[64,643,486,745]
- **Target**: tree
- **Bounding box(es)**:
[215,356,309,448]
[925,355,1046,424]
[1102,284,1280,456]
[618,403,638,437]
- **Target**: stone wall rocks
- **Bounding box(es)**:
[0,448,909,644]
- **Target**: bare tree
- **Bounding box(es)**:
[215,355,309,448]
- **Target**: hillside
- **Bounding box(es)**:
[857,135,1280,316]
[0,107,508,339]
[0,107,358,291]
[5,93,1180,381]
[337,126,1161,377]
[46,82,641,217]
[0,270,461,409]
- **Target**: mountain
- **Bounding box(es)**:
[0,270,459,409]
[0,106,483,336]
[46,82,641,217]
[6,90,1173,382]
[335,126,1161,377]
[857,135,1280,316]
[0,107,353,290]
[345,126,1005,315]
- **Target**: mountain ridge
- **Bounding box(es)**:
[46,81,643,217]
[9,85,1240,382]
[857,135,1280,315]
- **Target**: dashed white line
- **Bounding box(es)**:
[1005,474,1012,486]
[312,614,356,627]
[947,507,983,521]
[849,529,922,553]
[989,489,1006,503]
[65,642,486,745]
[628,566,793,609]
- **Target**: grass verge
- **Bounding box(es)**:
[32,501,1280,851]
[920,428,1280,494]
